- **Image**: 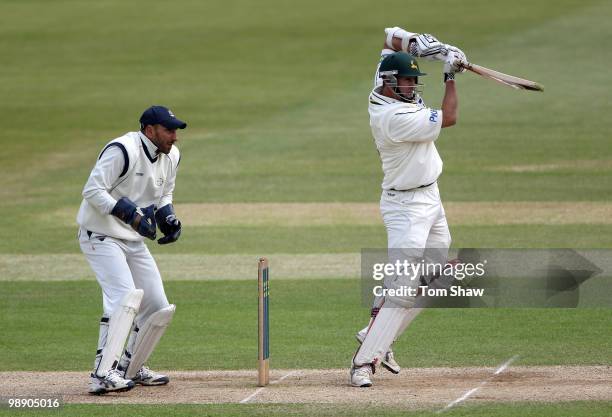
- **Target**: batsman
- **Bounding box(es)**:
[350,27,467,387]
[77,105,186,394]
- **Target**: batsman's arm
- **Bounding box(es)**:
[383,27,416,51]
[384,27,449,61]
[441,79,457,128]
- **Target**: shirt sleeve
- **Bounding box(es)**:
[158,150,179,208]
[385,107,443,143]
[81,146,125,215]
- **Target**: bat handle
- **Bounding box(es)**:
[460,61,474,71]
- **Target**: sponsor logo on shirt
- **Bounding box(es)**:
[429,109,438,122]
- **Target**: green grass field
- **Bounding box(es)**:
[1,0,611,415]
[2,402,612,417]
[2,281,611,371]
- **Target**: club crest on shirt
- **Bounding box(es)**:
[156,178,164,186]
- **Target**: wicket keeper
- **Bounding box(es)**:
[77,105,186,394]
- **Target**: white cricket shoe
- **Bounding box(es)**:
[356,329,401,374]
[380,350,401,374]
[88,369,135,395]
[350,364,373,387]
[131,366,170,386]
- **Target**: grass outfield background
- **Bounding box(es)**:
[1,0,611,415]
[2,402,612,417]
[1,281,611,372]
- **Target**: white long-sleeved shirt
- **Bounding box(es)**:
[369,45,443,191]
[76,131,180,241]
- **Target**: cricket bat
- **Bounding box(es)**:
[461,62,544,92]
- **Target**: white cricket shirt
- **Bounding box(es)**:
[76,131,180,241]
[370,49,443,191]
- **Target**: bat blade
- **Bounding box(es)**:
[462,62,544,92]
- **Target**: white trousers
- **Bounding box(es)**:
[378,183,451,305]
[380,182,451,252]
[78,228,169,327]
[354,183,452,365]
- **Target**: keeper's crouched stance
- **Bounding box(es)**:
[77,106,186,394]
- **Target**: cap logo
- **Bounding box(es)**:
[411,61,418,69]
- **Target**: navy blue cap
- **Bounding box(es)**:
[139,106,187,130]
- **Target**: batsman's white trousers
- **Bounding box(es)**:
[381,182,451,251]
[377,182,451,306]
[354,183,452,365]
[79,228,170,326]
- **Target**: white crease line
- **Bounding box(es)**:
[239,387,264,404]
[270,370,297,385]
[438,355,519,413]
[493,357,516,375]
[239,371,297,404]
[240,387,265,404]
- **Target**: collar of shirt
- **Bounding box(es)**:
[369,87,401,105]
[369,87,425,108]
[138,131,161,157]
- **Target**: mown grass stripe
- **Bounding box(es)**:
[48,202,612,227]
[0,253,360,281]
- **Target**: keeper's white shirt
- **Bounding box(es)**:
[76,131,180,241]
[369,48,443,191]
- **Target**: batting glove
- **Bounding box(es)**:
[444,44,468,72]
[411,33,448,60]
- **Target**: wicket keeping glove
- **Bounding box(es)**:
[155,204,182,245]
[111,197,157,240]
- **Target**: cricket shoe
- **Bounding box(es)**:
[356,329,401,374]
[88,369,135,395]
[131,366,170,386]
[349,364,374,387]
